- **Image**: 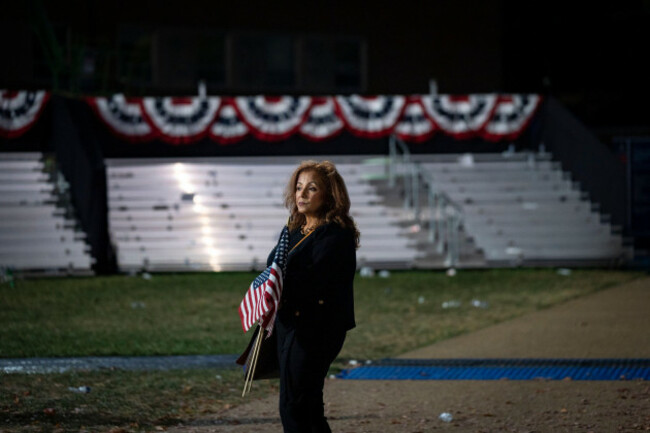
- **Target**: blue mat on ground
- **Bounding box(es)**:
[337,358,650,381]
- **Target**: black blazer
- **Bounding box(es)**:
[268,222,356,332]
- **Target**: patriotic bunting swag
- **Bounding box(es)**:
[141,96,221,144]
[87,94,154,141]
[89,93,539,144]
[1,91,542,144]
[235,96,312,141]
[0,90,49,139]
[300,97,344,141]
[335,95,406,138]
[239,226,289,335]
[483,94,540,141]
[210,100,250,144]
[395,98,435,143]
[420,94,498,139]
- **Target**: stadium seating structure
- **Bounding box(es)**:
[413,151,629,265]
[0,153,94,275]
[0,149,629,275]
[106,156,422,272]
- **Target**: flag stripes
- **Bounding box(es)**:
[238,226,289,334]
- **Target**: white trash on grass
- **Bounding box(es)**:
[471,299,489,309]
[68,386,91,394]
[441,300,461,309]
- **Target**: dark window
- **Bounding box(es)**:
[117,25,154,92]
[196,32,226,87]
[31,22,70,89]
[118,26,226,93]
[300,36,364,92]
[114,28,363,94]
[231,33,295,90]
[152,28,226,91]
[334,39,363,88]
[0,23,33,86]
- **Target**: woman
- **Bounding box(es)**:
[268,160,359,433]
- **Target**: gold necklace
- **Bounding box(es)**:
[300,222,320,235]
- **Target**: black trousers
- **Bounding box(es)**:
[276,318,346,433]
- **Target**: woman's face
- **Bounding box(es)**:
[295,170,325,220]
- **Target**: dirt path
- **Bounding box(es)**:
[168,277,650,432]
[401,276,650,359]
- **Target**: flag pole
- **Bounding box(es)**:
[242,328,260,396]
[242,330,257,397]
[242,334,255,396]
[242,325,264,397]
[247,327,264,394]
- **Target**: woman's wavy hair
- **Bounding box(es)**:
[285,160,360,248]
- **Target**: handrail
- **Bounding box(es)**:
[388,134,411,187]
[420,171,464,268]
[387,135,464,268]
[388,135,414,210]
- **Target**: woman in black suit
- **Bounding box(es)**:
[268,160,359,433]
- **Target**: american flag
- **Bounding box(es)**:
[238,226,289,334]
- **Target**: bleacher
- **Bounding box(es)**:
[0,149,629,274]
[416,151,628,265]
[0,153,94,275]
[106,157,423,272]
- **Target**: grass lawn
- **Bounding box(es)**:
[0,268,642,432]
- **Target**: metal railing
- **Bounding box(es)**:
[388,135,413,209]
[387,135,464,267]
[422,172,464,267]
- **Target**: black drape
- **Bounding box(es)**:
[49,96,116,273]
[541,97,627,230]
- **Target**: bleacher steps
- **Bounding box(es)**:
[0,153,94,275]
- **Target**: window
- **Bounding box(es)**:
[152,28,226,90]
[118,25,226,93]
[114,27,365,94]
[300,36,365,93]
[117,25,154,91]
[231,33,295,90]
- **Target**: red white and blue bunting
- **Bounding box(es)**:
[335,95,406,138]
[483,94,541,141]
[234,96,312,141]
[1,91,542,143]
[209,100,249,145]
[87,94,154,141]
[300,97,344,141]
[141,96,221,144]
[89,93,540,144]
[420,94,498,139]
[0,90,50,138]
[395,97,435,143]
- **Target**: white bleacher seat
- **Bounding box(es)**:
[0,153,94,274]
[106,157,421,272]
[417,152,627,264]
[0,160,44,171]
[0,253,93,270]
